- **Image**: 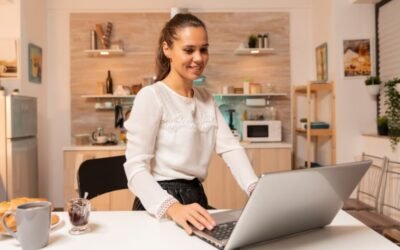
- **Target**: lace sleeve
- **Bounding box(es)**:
[246,181,258,196]
[156,197,179,219]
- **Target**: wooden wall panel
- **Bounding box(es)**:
[70,12,291,142]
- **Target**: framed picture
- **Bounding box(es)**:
[28,43,42,83]
[343,39,371,77]
[0,39,18,78]
[316,43,328,82]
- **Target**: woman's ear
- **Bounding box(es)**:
[162,41,170,59]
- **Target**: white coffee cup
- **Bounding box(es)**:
[2,201,52,250]
[96,135,108,144]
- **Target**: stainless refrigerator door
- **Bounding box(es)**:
[4,137,38,200]
[6,95,37,139]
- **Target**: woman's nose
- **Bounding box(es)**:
[193,51,203,62]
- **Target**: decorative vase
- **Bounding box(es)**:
[366,85,380,96]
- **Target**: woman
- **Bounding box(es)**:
[124,13,258,235]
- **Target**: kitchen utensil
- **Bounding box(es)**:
[95,136,108,144]
[115,104,124,128]
[228,109,236,130]
[91,127,104,142]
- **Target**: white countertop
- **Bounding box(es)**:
[0,211,397,250]
[63,142,292,151]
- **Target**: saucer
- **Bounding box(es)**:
[92,141,118,146]
[0,214,63,237]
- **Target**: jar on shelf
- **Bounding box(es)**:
[265,100,277,120]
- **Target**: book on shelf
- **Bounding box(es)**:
[95,24,107,49]
[304,121,330,129]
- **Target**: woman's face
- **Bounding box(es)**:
[163,26,209,83]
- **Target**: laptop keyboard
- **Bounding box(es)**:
[203,221,237,241]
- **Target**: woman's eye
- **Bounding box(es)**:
[184,49,194,54]
[200,48,208,53]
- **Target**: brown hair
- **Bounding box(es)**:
[155,13,207,82]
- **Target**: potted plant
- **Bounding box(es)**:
[365,76,381,96]
[248,34,257,48]
[384,78,400,150]
[377,116,389,136]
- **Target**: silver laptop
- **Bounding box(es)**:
[192,160,371,249]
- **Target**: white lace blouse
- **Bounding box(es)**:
[124,81,258,219]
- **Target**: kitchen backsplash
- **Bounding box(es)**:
[70,12,290,143]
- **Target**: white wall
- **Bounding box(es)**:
[47,0,311,11]
[294,0,376,167]
[0,0,20,37]
[46,0,313,207]
[0,0,48,201]
[0,0,20,91]
[20,0,48,204]
[294,0,333,167]
[332,0,376,163]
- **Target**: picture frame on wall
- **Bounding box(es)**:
[343,39,371,78]
[28,43,42,83]
[316,43,328,82]
[0,39,18,78]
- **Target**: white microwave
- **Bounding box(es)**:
[242,120,282,142]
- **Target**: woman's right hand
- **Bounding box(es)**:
[166,202,216,235]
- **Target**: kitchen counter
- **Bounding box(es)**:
[63,142,292,151]
[63,143,292,209]
[63,144,127,151]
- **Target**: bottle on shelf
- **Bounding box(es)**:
[265,99,276,120]
[257,34,264,48]
[263,33,269,48]
[105,70,113,94]
[90,30,97,50]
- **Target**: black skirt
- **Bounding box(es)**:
[132,178,212,211]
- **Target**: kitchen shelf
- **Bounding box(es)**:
[295,128,334,136]
[293,82,333,94]
[0,72,18,78]
[84,49,125,57]
[213,93,287,97]
[94,107,115,111]
[292,81,336,168]
[81,94,135,99]
[234,47,275,55]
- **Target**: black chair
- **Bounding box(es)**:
[77,155,128,200]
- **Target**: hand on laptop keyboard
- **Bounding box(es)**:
[167,202,216,235]
[203,221,237,241]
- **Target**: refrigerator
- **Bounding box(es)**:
[0,95,38,201]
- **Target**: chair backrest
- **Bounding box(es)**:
[77,155,128,200]
[356,153,388,210]
[380,159,400,221]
